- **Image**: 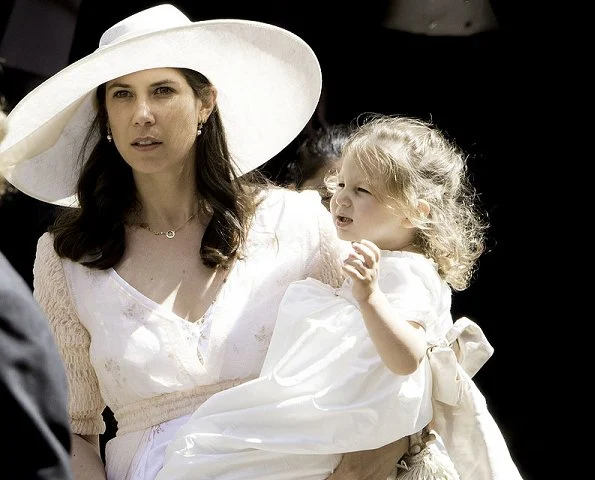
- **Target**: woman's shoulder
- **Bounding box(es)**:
[259,186,325,208]
[37,230,54,248]
[33,231,62,273]
[251,186,338,246]
[256,186,328,221]
[34,231,57,260]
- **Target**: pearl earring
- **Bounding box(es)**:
[106,125,112,142]
[196,122,203,137]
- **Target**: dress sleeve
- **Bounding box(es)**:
[33,232,106,435]
[380,254,444,331]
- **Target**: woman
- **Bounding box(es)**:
[0,5,409,480]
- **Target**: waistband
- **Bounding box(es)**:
[113,377,253,436]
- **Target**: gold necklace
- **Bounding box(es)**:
[137,212,197,239]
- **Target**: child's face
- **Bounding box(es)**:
[330,155,416,251]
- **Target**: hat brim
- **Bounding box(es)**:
[0,19,321,206]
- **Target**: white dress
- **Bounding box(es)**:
[157,251,448,479]
[35,188,348,480]
[157,251,524,480]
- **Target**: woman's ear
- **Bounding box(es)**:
[200,86,218,118]
[403,199,430,228]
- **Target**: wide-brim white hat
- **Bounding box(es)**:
[0,4,322,207]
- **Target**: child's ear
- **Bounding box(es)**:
[417,199,430,217]
[403,199,430,228]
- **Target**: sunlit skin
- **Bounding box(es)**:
[330,154,416,252]
[105,68,215,197]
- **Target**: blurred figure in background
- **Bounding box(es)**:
[0,104,73,479]
[283,123,352,209]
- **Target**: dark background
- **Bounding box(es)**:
[1,1,535,478]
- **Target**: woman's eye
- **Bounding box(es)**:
[155,86,173,95]
[357,187,370,194]
[113,90,131,98]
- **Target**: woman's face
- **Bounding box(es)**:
[105,67,214,176]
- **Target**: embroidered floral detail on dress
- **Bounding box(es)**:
[104,358,124,390]
[123,303,137,319]
[254,325,269,343]
[254,325,272,356]
[121,301,148,324]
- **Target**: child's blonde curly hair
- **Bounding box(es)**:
[329,114,488,291]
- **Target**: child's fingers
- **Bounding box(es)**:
[342,262,365,281]
[351,240,380,267]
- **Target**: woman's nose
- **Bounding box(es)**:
[132,100,155,126]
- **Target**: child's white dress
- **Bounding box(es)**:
[157,251,522,480]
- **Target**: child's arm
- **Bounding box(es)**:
[345,239,427,375]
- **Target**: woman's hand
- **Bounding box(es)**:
[326,437,409,480]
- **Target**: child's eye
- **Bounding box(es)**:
[337,182,345,188]
[357,187,371,194]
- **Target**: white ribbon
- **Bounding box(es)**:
[425,317,523,480]
[427,317,494,406]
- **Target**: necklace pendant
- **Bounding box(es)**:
[166,230,176,239]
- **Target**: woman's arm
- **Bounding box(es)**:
[328,437,409,480]
[33,233,107,434]
[33,234,107,477]
[71,434,106,479]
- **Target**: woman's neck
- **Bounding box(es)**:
[132,175,200,227]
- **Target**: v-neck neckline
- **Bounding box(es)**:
[107,263,233,325]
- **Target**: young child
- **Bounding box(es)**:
[157,115,522,480]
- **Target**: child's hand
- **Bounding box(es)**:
[343,239,381,302]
